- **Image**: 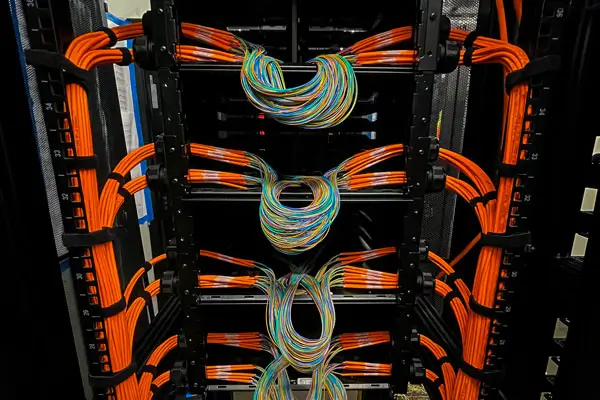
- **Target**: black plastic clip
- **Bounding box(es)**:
[88,361,135,388]
[63,155,98,170]
[132,36,156,70]
[436,42,461,73]
[62,227,118,247]
[161,270,178,295]
[458,359,505,385]
[146,164,168,191]
[419,240,430,261]
[418,271,435,296]
[170,360,188,386]
[469,296,509,320]
[426,165,446,192]
[479,232,531,249]
[429,137,440,162]
[98,296,127,318]
[144,261,154,272]
[24,49,93,90]
[409,358,425,383]
[506,55,561,92]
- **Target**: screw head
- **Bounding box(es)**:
[157,8,163,14]
[172,178,179,184]
[418,149,425,155]
[160,45,167,52]
[169,147,176,153]
[421,117,428,124]
[184,289,190,295]
[430,12,437,20]
[190,360,196,366]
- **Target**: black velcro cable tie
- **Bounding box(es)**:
[108,172,126,185]
[62,227,118,247]
[505,55,561,92]
[463,31,481,48]
[63,155,98,170]
[496,162,530,178]
[432,377,443,388]
[89,361,135,388]
[469,191,497,207]
[463,47,475,67]
[118,186,131,198]
[96,26,118,47]
[438,356,451,365]
[458,358,504,385]
[141,364,158,376]
[445,273,457,286]
[144,261,153,272]
[150,384,159,394]
[141,290,153,304]
[116,47,133,66]
[469,295,508,320]
[98,297,127,318]
[24,49,93,90]
[443,291,465,309]
[479,231,531,249]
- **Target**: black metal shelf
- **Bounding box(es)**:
[179,63,414,74]
[206,383,390,391]
[185,188,412,203]
[200,293,397,305]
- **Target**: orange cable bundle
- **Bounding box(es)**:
[421,335,456,400]
[426,369,447,400]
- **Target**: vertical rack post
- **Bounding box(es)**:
[148,0,204,396]
[392,0,443,394]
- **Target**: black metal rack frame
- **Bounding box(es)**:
[143,0,445,396]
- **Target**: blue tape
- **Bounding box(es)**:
[107,13,154,224]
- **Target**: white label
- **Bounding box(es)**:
[297,378,312,386]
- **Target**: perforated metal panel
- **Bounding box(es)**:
[422,0,480,257]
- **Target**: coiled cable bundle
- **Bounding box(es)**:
[240,47,358,129]
[190,143,406,255]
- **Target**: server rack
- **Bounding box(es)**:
[7,0,599,399]
[140,0,449,397]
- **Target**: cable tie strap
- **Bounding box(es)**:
[505,55,561,92]
[98,297,127,318]
[150,384,159,394]
[144,261,153,272]
[496,162,530,178]
[463,31,481,48]
[24,49,92,90]
[63,155,98,170]
[108,172,126,185]
[469,295,508,320]
[140,290,153,304]
[432,377,443,388]
[116,47,133,66]
[118,186,131,198]
[443,290,466,309]
[62,227,118,247]
[462,47,475,67]
[89,361,135,388]
[479,232,531,249]
[141,364,158,377]
[96,26,118,47]
[458,358,504,385]
[438,356,451,365]
[469,191,497,207]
